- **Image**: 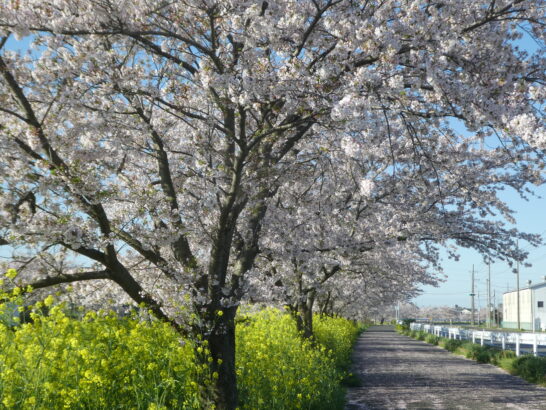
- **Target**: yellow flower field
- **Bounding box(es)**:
[0,291,362,409]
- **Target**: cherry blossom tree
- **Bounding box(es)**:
[0,1,544,407]
[251,108,544,337]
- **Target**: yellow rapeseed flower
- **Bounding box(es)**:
[44,295,55,307]
[2,395,15,407]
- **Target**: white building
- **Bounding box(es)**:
[502,278,546,331]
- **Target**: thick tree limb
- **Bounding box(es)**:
[0,270,111,303]
[19,270,111,291]
[58,242,108,265]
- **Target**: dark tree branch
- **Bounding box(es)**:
[0,55,114,239]
[1,270,111,303]
[131,104,196,268]
[0,35,8,50]
[293,0,341,58]
[58,241,109,265]
[16,270,111,291]
[321,265,341,284]
[462,0,526,33]
[275,121,315,161]
[0,106,29,123]
[128,33,197,75]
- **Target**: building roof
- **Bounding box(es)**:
[503,279,546,295]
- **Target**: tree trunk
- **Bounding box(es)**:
[318,291,331,316]
[301,304,313,338]
[287,303,304,333]
[206,306,238,410]
[291,291,316,339]
[300,291,316,339]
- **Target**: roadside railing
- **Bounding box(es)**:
[410,322,546,357]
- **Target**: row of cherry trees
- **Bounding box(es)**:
[0,1,544,408]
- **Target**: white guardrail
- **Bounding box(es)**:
[410,323,546,357]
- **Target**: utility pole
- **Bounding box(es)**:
[471,265,475,325]
[493,290,497,327]
[529,280,535,332]
[486,278,490,327]
[516,241,521,330]
[487,260,491,328]
[477,289,482,326]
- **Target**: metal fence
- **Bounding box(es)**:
[410,323,546,357]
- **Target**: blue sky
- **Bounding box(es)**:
[413,184,546,308]
[413,30,544,308]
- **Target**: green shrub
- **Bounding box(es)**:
[465,344,501,364]
[416,331,427,341]
[501,350,517,359]
[490,348,516,366]
[405,329,432,341]
[397,319,415,332]
[425,334,440,345]
[511,356,546,384]
[442,338,464,352]
[341,372,362,387]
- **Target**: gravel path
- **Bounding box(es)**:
[345,326,546,410]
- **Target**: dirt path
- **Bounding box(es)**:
[345,326,546,409]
